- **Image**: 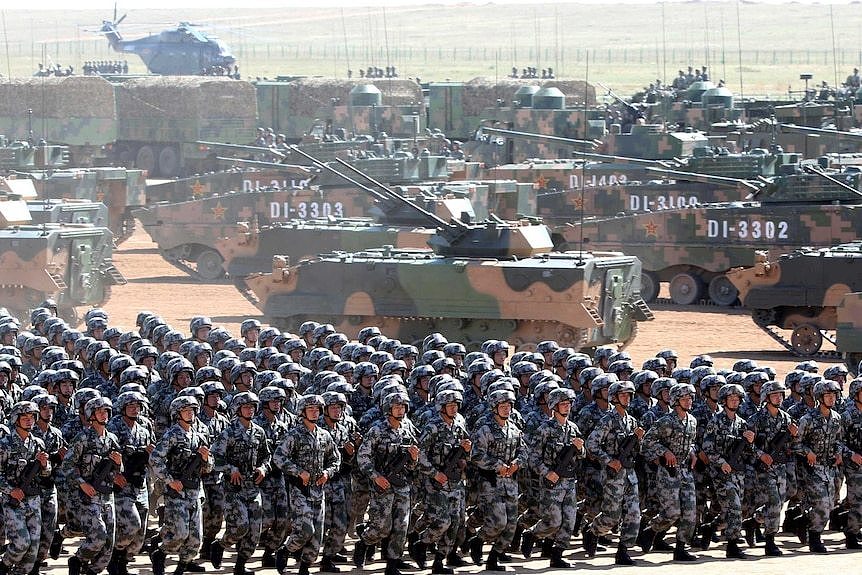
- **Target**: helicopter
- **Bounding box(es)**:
[97,9,237,76]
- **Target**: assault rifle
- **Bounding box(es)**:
[18,460,43,497]
[607,433,639,475]
[440,445,467,483]
[123,447,150,489]
[91,456,119,495]
[755,430,790,472]
[725,435,747,473]
[544,443,579,487]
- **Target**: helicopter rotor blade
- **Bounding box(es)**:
[115,14,127,26]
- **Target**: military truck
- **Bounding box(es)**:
[243,151,653,351]
[727,242,862,356]
[554,161,862,306]
[0,195,125,323]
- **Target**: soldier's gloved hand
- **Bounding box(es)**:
[545,470,559,485]
[720,462,732,475]
[316,472,328,487]
[788,423,798,437]
[168,480,183,493]
[852,452,862,466]
[433,471,448,486]
[10,487,25,502]
[407,445,419,461]
[80,482,97,498]
[109,451,123,466]
[299,470,311,486]
[343,441,355,456]
[253,468,266,484]
[374,475,390,491]
[36,451,49,467]
[572,437,584,450]
[460,439,472,452]
[743,430,755,443]
[114,474,128,488]
[607,459,622,473]
[663,450,677,467]
[806,452,817,466]
[230,471,243,485]
[759,453,773,467]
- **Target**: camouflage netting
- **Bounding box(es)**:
[461,78,596,117]
[0,76,115,118]
[284,79,423,118]
[115,77,257,120]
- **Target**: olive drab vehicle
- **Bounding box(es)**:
[0,138,70,170]
[554,159,862,307]
[0,195,125,323]
[243,151,654,351]
[727,241,862,357]
[837,291,862,373]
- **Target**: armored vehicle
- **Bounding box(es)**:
[243,152,653,351]
[727,242,862,356]
[26,198,109,227]
[0,138,70,170]
[837,292,862,373]
[0,195,125,323]
[554,161,862,306]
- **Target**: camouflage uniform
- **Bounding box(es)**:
[0,429,49,575]
[32,416,65,567]
[793,408,844,533]
[198,407,228,552]
[149,420,213,564]
[587,408,641,548]
[62,426,122,573]
[702,411,752,541]
[842,399,862,540]
[211,418,271,563]
[273,416,340,565]
[252,410,293,558]
[320,414,358,560]
[106,413,155,565]
[640,411,697,544]
[575,401,610,526]
[747,407,793,535]
[348,387,375,531]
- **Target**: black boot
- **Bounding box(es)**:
[653,530,674,552]
[0,561,10,575]
[726,539,747,559]
[69,559,84,575]
[298,562,310,575]
[379,538,389,560]
[353,539,368,568]
[431,554,454,575]
[385,558,404,575]
[845,531,861,550]
[485,549,507,572]
[410,540,427,570]
[520,530,535,559]
[742,519,756,547]
[149,549,165,575]
[200,538,212,563]
[830,507,848,532]
[549,546,570,569]
[637,527,656,553]
[808,531,827,554]
[700,521,716,551]
[320,557,340,573]
[182,562,205,573]
[764,534,783,557]
[174,563,186,575]
[275,547,289,573]
[117,557,132,575]
[209,540,225,569]
[508,525,523,553]
[233,557,253,575]
[261,549,276,568]
[50,530,64,561]
[615,543,635,566]
[673,541,697,562]
[446,550,467,567]
[107,553,119,575]
[468,536,483,565]
[583,529,598,558]
[540,538,554,558]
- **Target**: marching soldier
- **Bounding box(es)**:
[842,377,862,549]
[149,396,213,575]
[197,382,229,560]
[32,393,66,569]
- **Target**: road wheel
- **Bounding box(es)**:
[791,324,823,356]
[196,249,225,280]
[668,272,704,305]
[708,275,739,306]
[135,145,156,175]
[158,146,180,178]
[640,271,659,303]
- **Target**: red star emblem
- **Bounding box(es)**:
[191,180,205,198]
[534,175,549,189]
[644,220,658,237]
[211,201,227,221]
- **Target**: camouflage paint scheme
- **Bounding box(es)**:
[837,291,862,373]
[0,198,124,320]
[729,241,862,353]
[26,199,109,227]
[556,166,862,305]
[245,247,652,352]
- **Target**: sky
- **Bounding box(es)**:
[6,0,862,10]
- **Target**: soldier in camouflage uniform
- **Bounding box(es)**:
[793,379,844,553]
[701,383,755,558]
[0,402,50,575]
[575,373,615,536]
[253,386,293,569]
[842,377,862,549]
[32,393,66,569]
[197,382,228,560]
[747,380,797,557]
[210,392,271,575]
[520,388,585,568]
[583,381,643,565]
[354,392,419,575]
[149,396,213,575]
[274,394,340,575]
[413,389,471,574]
[63,397,123,575]
[639,383,698,562]
[106,392,157,575]
[347,362,378,534]
[320,391,358,572]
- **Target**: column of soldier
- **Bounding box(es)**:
[0,302,859,575]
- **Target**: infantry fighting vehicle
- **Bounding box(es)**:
[243,152,654,351]
[727,241,862,357]
[0,195,125,323]
[554,160,862,307]
[837,292,862,373]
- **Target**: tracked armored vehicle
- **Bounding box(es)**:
[243,151,654,351]
[728,241,862,357]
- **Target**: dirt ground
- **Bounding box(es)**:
[63,223,857,574]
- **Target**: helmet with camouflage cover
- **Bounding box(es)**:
[201,381,227,399]
[230,361,257,386]
[322,390,347,407]
[109,354,135,378]
[170,395,199,420]
[743,371,769,393]
[565,354,592,377]
[350,344,374,363]
[823,364,849,382]
[383,391,410,413]
[784,369,807,391]
[229,391,259,417]
[194,366,222,386]
[9,400,39,424]
[420,350,444,366]
[578,366,604,390]
[536,340,560,355]
[423,332,448,352]
[259,386,286,405]
[255,370,282,391]
[609,381,636,404]
[51,368,80,388]
[669,383,696,407]
[22,385,48,402]
[323,332,349,352]
[466,359,493,378]
[488,389,516,410]
[34,393,58,411]
[443,342,466,359]
[167,357,195,387]
[551,347,575,369]
[394,345,419,362]
[240,319,262,339]
[162,330,185,350]
[813,379,841,401]
[642,357,667,374]
[73,388,101,412]
[607,360,634,377]
[215,355,240,377]
[690,366,716,390]
[258,326,280,345]
[207,327,232,348]
[590,373,619,395]
[115,391,146,412]
[718,384,746,404]
[434,389,463,411]
[135,311,154,329]
[849,378,862,399]
[356,326,380,344]
[119,366,150,387]
[759,380,788,403]
[547,388,575,411]
[512,361,539,379]
[688,355,713,369]
[795,360,819,373]
[651,377,677,400]
[699,374,726,393]
[118,383,147,397]
[310,323,335,346]
[533,380,560,404]
[353,361,379,383]
[381,359,409,378]
[85,396,113,419]
[593,347,615,364]
[369,351,393,367]
[251,345,275,368]
[296,393,325,415]
[633,370,658,391]
[479,369,505,396]
[487,377,516,396]
[732,359,758,373]
[132,344,159,365]
[431,357,457,374]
